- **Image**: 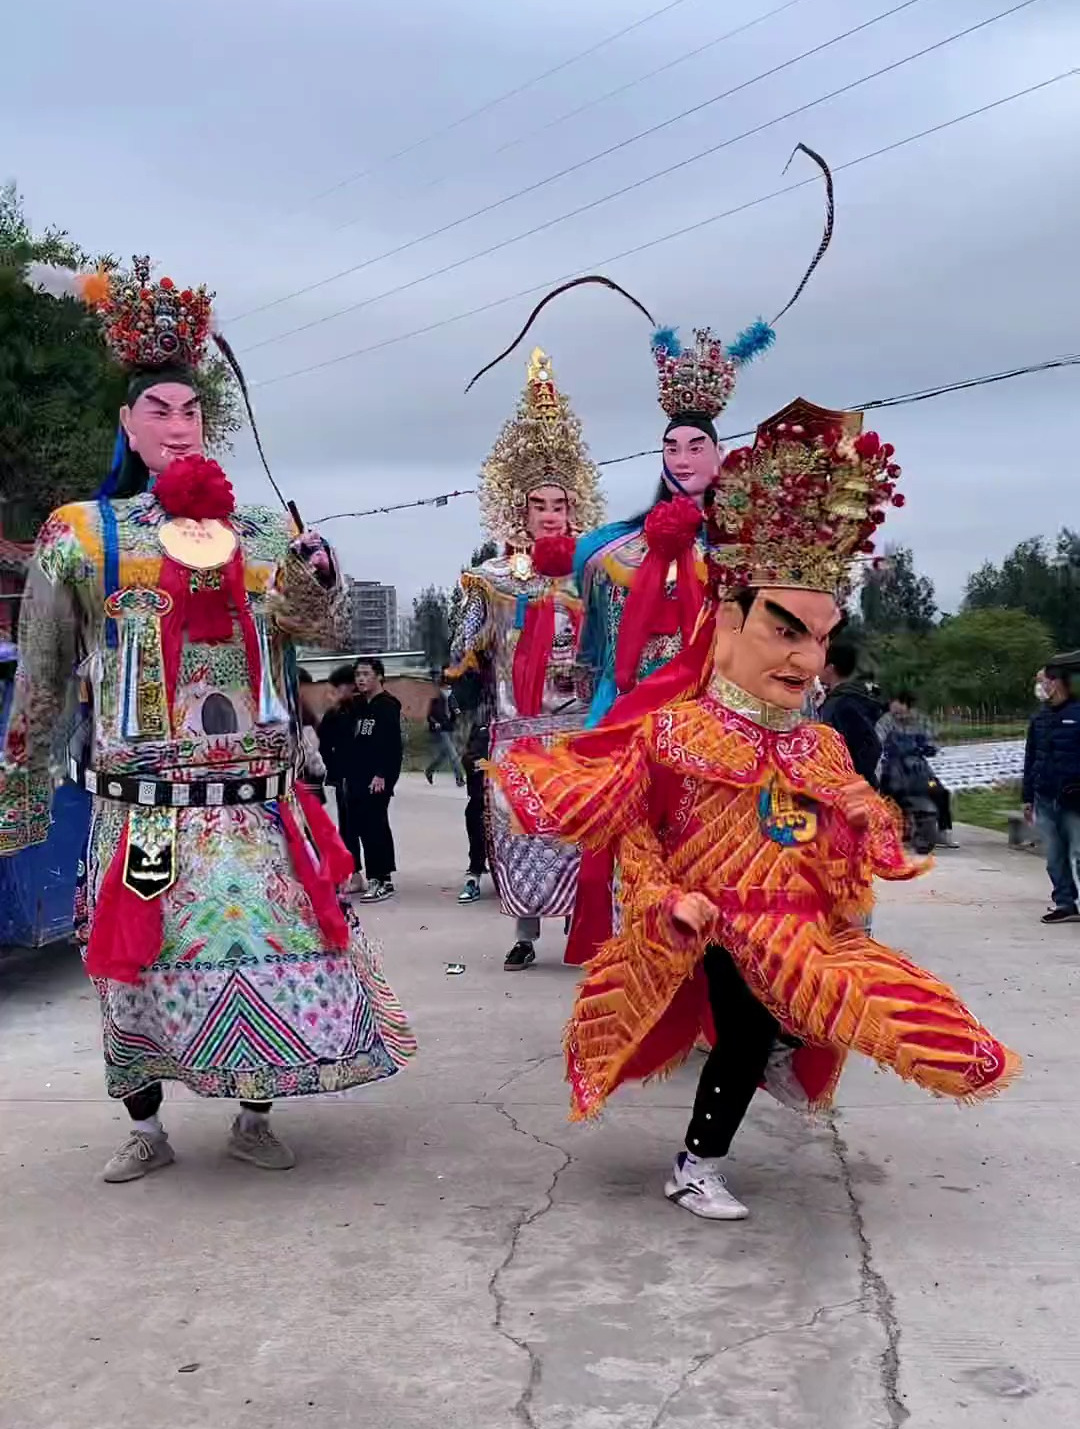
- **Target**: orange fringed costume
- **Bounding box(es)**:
[496,648,1019,1120]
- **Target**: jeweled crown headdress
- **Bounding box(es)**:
[651,144,835,431]
[478,346,605,545]
[706,397,904,599]
[25,255,289,515]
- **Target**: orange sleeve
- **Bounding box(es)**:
[488,718,654,849]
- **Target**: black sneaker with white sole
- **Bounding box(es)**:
[504,941,536,971]
[1042,905,1080,924]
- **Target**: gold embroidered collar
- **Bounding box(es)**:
[705,673,804,732]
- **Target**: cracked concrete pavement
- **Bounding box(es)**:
[0,775,1074,1427]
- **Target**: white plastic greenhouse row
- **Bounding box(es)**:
[928,740,1025,791]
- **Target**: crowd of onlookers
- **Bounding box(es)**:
[299,642,1080,931]
[816,638,1080,924]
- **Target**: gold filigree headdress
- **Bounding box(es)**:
[706,397,904,599]
[477,347,604,544]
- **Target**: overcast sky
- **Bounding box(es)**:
[4,0,1078,616]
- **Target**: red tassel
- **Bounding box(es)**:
[614,499,704,694]
[84,822,164,985]
[278,796,350,951]
[158,545,262,717]
[512,595,556,718]
[295,783,354,887]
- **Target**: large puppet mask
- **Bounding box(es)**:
[712,587,842,711]
[120,378,205,479]
[661,421,721,505]
[524,483,571,541]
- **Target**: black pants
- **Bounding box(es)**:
[124,1083,271,1120]
[334,784,361,872]
[929,778,953,832]
[685,946,779,1158]
[349,789,396,883]
[464,765,487,876]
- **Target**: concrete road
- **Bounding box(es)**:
[0,775,1073,1428]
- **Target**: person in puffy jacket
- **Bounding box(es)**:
[818,640,885,786]
[1024,657,1080,924]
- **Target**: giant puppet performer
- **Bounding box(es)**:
[450,345,605,971]
[491,398,1018,1220]
[565,145,838,966]
[0,258,415,1183]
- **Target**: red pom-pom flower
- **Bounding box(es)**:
[531,534,575,578]
[644,493,702,561]
[154,456,236,521]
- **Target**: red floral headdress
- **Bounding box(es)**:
[706,397,903,599]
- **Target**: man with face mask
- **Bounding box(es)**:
[449,347,604,969]
[0,258,415,1181]
[1024,658,1080,923]
[490,399,1017,1218]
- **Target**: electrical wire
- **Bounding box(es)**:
[269,0,697,217]
[311,353,1080,522]
[252,68,1076,392]
[333,0,813,226]
[231,0,930,329]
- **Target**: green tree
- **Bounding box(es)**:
[859,545,937,635]
[0,184,240,538]
[924,607,1053,714]
[412,585,451,671]
[963,531,1080,650]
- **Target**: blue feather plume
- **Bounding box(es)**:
[650,325,681,358]
[726,318,776,366]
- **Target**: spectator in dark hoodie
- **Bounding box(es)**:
[346,658,403,902]
[319,663,362,870]
[818,640,885,787]
[1024,656,1080,925]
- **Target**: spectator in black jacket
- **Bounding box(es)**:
[347,658,403,903]
[818,640,885,786]
[1024,658,1080,924]
[319,662,361,873]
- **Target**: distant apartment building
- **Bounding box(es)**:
[345,578,398,653]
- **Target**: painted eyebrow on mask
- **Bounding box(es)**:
[763,599,810,636]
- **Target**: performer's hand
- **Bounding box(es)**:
[837,778,875,829]
[672,891,719,937]
[1024,803,1034,825]
[290,530,335,588]
[370,775,386,794]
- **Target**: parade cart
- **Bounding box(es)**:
[0,643,90,948]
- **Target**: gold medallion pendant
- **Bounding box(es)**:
[508,549,534,581]
[158,518,238,572]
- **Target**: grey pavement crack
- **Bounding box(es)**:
[828,1110,910,1428]
[486,1101,574,1429]
[646,1298,864,1429]
[488,1053,563,1099]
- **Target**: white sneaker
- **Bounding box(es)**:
[342,872,366,895]
[664,1152,749,1220]
[940,832,960,849]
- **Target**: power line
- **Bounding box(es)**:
[251,64,1076,392]
[334,0,812,227]
[311,351,1080,523]
[270,0,697,217]
[596,353,1080,465]
[232,0,929,330]
[241,0,1039,356]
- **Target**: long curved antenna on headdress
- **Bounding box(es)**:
[211,328,303,531]
[464,275,655,393]
[769,142,835,325]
